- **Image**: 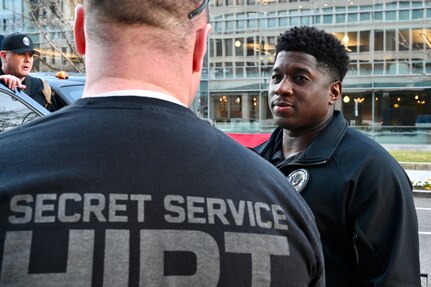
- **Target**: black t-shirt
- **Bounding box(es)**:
[0,96,324,286]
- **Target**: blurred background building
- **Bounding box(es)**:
[0,0,83,72]
[194,0,431,143]
[1,0,430,142]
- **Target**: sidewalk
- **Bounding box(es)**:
[381,145,431,198]
[405,169,431,198]
[405,170,431,197]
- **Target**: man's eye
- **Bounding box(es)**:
[294,75,308,82]
[271,74,282,82]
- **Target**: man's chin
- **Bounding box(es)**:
[19,71,30,78]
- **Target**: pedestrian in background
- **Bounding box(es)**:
[254,26,420,286]
[0,32,57,111]
[0,2,325,286]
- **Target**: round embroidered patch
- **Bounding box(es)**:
[287,168,309,193]
[23,37,30,46]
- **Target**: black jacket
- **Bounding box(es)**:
[254,110,421,286]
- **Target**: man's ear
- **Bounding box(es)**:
[74,4,86,55]
[192,24,211,73]
[329,81,342,105]
[0,51,6,62]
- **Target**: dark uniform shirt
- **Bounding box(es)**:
[0,95,325,286]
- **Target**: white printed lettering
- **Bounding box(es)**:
[104,230,129,287]
[130,194,152,222]
[227,199,246,226]
[272,205,288,230]
[247,201,256,227]
[0,230,94,286]
[58,193,82,223]
[83,193,107,222]
[140,230,219,286]
[225,232,290,287]
[206,198,229,225]
[8,194,33,224]
[164,195,186,223]
[187,196,206,224]
[109,194,128,222]
[255,202,272,229]
[34,194,56,223]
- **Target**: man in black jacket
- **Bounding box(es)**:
[0,32,57,111]
[254,26,420,286]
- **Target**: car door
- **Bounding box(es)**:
[0,84,49,133]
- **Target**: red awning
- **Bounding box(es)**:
[226,133,271,148]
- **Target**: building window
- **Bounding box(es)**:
[399,10,410,20]
[301,16,312,25]
[323,14,332,24]
[399,29,410,51]
[246,62,258,78]
[246,37,255,56]
[216,39,223,57]
[336,13,345,23]
[348,13,358,22]
[225,39,233,56]
[359,30,370,52]
[235,38,244,56]
[235,62,245,78]
[375,30,384,51]
[374,62,384,75]
[385,10,396,21]
[360,12,371,21]
[374,11,383,20]
[225,62,234,78]
[412,9,424,19]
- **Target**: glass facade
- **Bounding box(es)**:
[196,0,431,135]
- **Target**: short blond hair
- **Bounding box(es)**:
[85,0,206,41]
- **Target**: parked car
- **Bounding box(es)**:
[0,71,85,133]
[0,81,49,133]
[32,71,85,108]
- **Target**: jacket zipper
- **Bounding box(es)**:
[353,232,360,267]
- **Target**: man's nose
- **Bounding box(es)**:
[274,78,293,96]
[23,54,32,61]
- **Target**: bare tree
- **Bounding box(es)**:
[24,0,85,72]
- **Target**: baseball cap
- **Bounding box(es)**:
[1,32,41,56]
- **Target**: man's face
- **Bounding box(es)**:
[1,51,35,80]
[268,51,338,132]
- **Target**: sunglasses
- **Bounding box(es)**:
[188,0,209,19]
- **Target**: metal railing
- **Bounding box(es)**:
[215,121,431,145]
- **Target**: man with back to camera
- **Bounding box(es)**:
[0,32,57,111]
[0,2,325,286]
[254,26,420,286]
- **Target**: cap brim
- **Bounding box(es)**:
[9,48,41,56]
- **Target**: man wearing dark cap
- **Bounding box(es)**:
[0,32,57,111]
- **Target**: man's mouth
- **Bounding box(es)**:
[273,100,293,108]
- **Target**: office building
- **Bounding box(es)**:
[196,0,431,140]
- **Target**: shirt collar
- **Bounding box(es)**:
[83,90,187,108]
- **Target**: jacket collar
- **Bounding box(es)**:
[255,110,349,165]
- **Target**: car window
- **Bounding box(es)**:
[57,85,84,103]
[0,91,41,133]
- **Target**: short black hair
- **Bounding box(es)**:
[276,26,349,82]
